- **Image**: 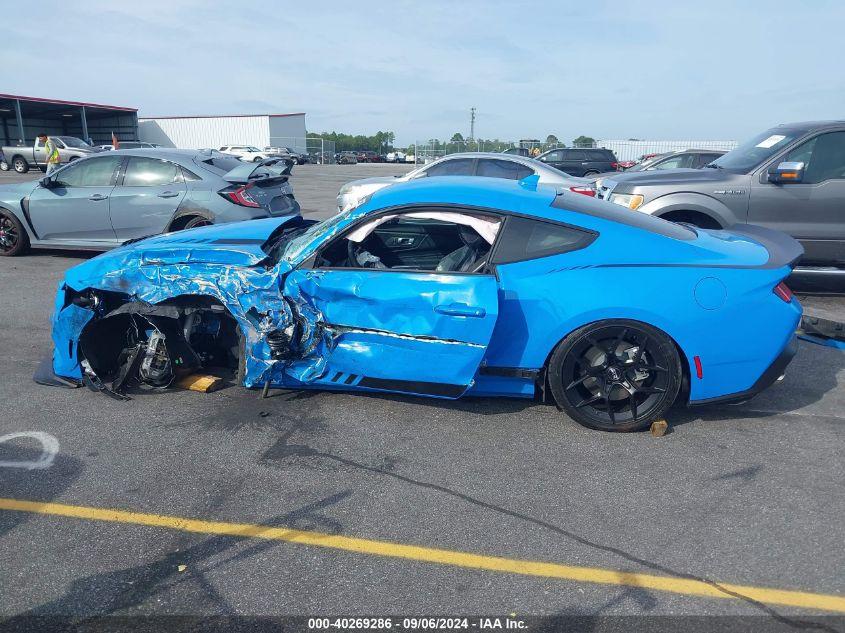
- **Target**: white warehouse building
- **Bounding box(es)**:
[138,112,307,153]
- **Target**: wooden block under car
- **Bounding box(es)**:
[176,374,225,393]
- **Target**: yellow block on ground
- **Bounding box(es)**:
[176,374,224,393]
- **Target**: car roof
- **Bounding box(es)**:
[770,120,845,133]
[363,176,695,241]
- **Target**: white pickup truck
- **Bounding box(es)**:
[1,136,101,173]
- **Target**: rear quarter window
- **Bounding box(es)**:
[491,216,596,264]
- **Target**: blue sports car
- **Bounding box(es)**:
[37,176,803,432]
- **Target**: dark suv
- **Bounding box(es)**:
[536,147,618,176]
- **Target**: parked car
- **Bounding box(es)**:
[337,151,358,165]
[591,149,727,183]
[0,150,299,256]
[595,121,845,273]
[385,151,407,163]
[218,145,277,162]
[356,151,383,163]
[98,142,160,151]
[38,176,802,433]
[535,147,619,177]
[1,136,102,174]
[337,152,594,211]
[265,146,309,165]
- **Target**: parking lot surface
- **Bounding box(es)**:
[0,164,843,624]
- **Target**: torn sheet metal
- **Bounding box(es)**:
[44,218,302,394]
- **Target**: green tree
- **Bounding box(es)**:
[545,134,559,146]
[572,135,596,148]
[450,132,465,143]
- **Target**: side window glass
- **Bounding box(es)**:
[785,132,845,184]
[477,159,533,180]
[424,158,475,177]
[652,155,687,170]
[54,156,121,187]
[540,151,562,162]
[123,157,182,186]
[491,216,595,264]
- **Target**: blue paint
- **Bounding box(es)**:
[45,176,802,406]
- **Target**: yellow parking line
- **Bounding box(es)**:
[1,497,843,613]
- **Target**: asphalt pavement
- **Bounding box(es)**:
[0,163,843,627]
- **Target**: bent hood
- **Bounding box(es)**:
[64,217,297,289]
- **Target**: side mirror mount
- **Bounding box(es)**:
[768,161,805,184]
[39,176,55,188]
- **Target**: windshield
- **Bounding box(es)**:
[57,136,91,148]
[709,129,803,173]
[281,207,358,263]
[247,146,261,152]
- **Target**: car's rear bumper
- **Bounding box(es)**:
[688,336,798,407]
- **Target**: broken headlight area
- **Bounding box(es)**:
[75,297,241,400]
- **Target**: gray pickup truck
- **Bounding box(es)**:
[596,121,845,271]
[1,136,101,174]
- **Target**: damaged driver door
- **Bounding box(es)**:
[283,268,499,398]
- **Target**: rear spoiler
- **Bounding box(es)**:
[728,223,804,270]
[222,157,294,184]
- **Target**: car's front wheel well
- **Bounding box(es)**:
[658,210,723,229]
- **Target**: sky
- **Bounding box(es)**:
[3,0,844,146]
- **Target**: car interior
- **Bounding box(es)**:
[315,211,502,273]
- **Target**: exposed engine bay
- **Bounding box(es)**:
[60,291,243,399]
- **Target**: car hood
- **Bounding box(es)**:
[606,168,730,187]
[0,180,39,199]
[340,176,406,193]
[64,217,298,288]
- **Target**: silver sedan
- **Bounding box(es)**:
[337,152,593,211]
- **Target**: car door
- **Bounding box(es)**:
[26,154,122,242]
[283,211,499,397]
[537,150,565,172]
[748,131,845,266]
[108,156,188,240]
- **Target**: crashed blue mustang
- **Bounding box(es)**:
[37,176,803,432]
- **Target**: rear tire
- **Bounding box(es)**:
[548,319,682,432]
[0,160,8,171]
[182,216,213,230]
[253,156,263,162]
[0,210,30,256]
[12,156,28,174]
[583,170,600,177]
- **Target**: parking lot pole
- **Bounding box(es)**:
[14,99,24,144]
[80,106,89,144]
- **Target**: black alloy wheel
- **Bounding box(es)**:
[548,320,682,432]
[0,211,29,256]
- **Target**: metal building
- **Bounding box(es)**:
[0,93,138,146]
[138,113,307,153]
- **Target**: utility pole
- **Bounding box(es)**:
[469,107,476,148]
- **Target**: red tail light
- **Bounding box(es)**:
[773,281,793,303]
[569,186,596,197]
[221,184,260,208]
[610,162,618,170]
